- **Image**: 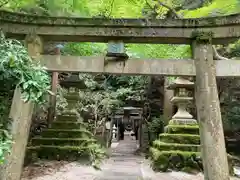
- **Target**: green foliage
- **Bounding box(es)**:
[127,44,191,59]
[149,148,202,172]
[224,101,240,130]
[63,43,106,56]
[87,143,106,169]
[191,31,214,43]
[0,34,50,103]
[0,33,50,165]
[181,0,240,18]
[78,90,122,117]
[106,75,148,101]
[147,116,165,141]
[0,125,11,164]
[77,74,123,133]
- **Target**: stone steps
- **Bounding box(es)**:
[149,123,202,172]
[31,137,96,146]
[41,129,92,138]
[149,147,201,172]
[26,91,97,163]
[56,114,78,121]
[159,133,200,145]
[152,141,200,152]
[51,121,86,129]
[165,125,199,135]
[26,145,90,161]
[64,93,80,100]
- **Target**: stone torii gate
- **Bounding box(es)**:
[1,10,240,180]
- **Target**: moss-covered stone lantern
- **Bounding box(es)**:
[149,77,202,173]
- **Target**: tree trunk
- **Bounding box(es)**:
[192,40,230,180]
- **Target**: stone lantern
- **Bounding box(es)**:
[148,77,202,172]
[168,77,197,125]
[112,124,117,142]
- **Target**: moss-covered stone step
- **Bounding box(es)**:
[41,129,92,138]
[149,148,234,174]
[27,145,90,161]
[159,133,200,145]
[64,93,80,100]
[66,99,79,104]
[165,125,199,135]
[51,121,86,129]
[149,147,201,172]
[153,141,200,152]
[56,115,78,121]
[61,110,78,116]
[31,137,96,146]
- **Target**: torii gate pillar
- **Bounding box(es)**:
[192,34,230,180]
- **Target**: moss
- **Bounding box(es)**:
[51,121,86,129]
[153,141,200,152]
[191,31,214,43]
[149,148,202,172]
[149,148,169,172]
[64,93,80,100]
[61,111,78,116]
[41,129,93,138]
[26,145,91,161]
[159,133,200,145]
[56,115,78,121]
[66,99,79,104]
[166,125,199,135]
[24,146,40,165]
[150,148,234,174]
[31,137,96,146]
[149,147,161,161]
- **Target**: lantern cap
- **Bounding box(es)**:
[168,77,194,90]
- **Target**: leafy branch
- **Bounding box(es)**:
[152,0,229,60]
[0,0,8,7]
[0,33,51,103]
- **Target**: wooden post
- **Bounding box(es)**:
[192,37,230,180]
[0,88,34,180]
[47,46,60,126]
[139,114,143,150]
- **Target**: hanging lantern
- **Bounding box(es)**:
[106,40,128,59]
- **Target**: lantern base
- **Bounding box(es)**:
[168,118,198,125]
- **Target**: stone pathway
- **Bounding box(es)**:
[95,137,143,180]
[21,135,240,180]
